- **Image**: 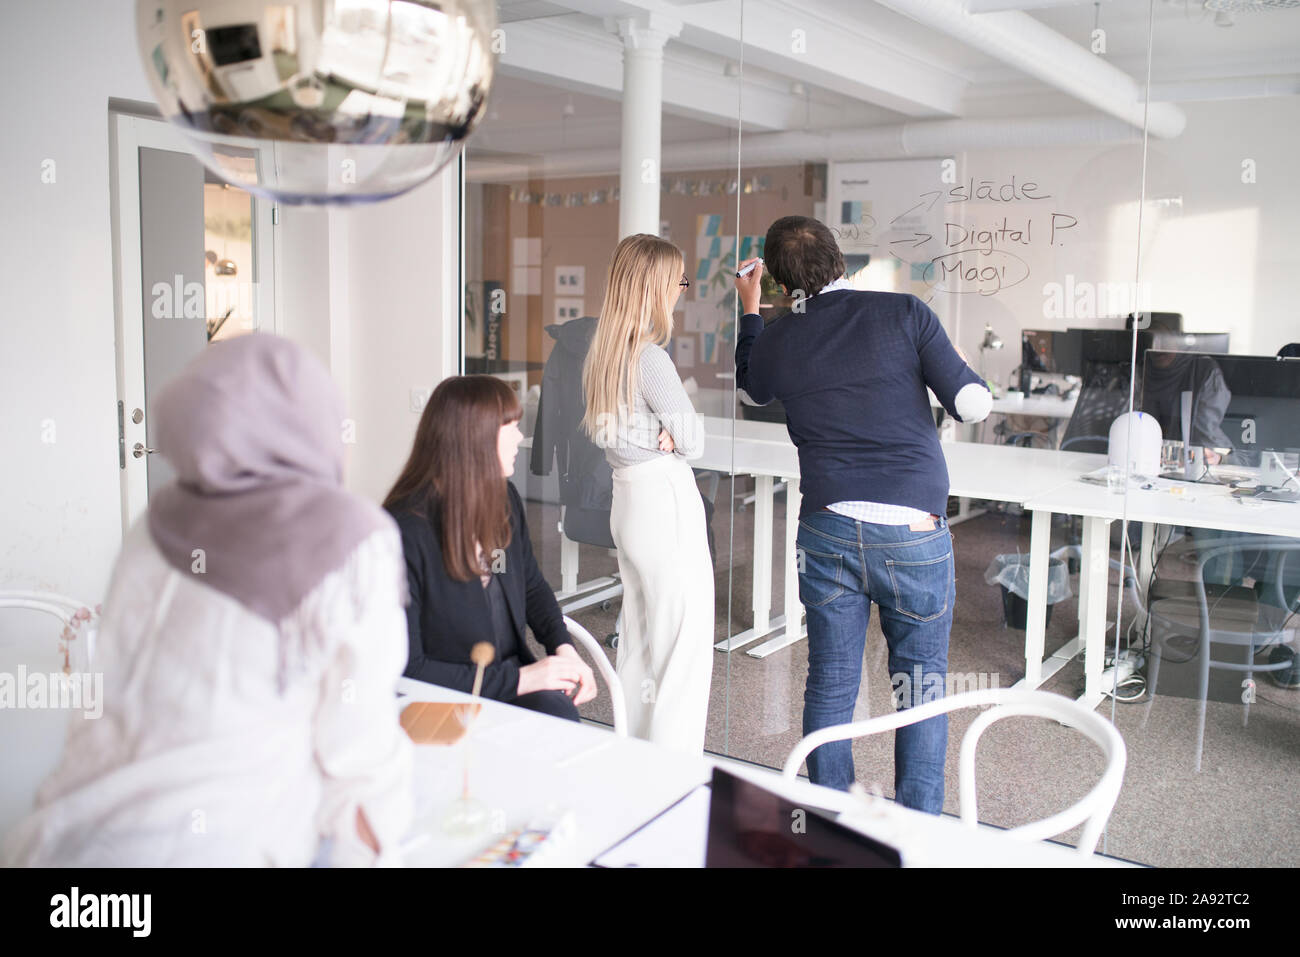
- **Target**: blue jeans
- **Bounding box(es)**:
[796,510,955,814]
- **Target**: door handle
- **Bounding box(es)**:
[132,443,157,458]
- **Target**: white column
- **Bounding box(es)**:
[610,14,681,239]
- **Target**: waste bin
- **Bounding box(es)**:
[985,553,1071,630]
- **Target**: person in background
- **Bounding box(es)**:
[3,334,412,866]
[582,233,713,754]
[734,216,992,813]
[385,376,597,720]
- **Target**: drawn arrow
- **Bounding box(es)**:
[890,190,943,225]
[889,232,933,248]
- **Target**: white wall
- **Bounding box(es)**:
[0,1,153,602]
[949,97,1299,388]
[0,1,460,605]
[338,169,461,504]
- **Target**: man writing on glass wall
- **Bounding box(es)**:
[734,216,991,813]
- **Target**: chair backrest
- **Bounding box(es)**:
[0,591,97,842]
[1190,538,1300,634]
[782,688,1127,855]
[0,591,96,669]
[563,616,627,737]
[1060,383,1128,454]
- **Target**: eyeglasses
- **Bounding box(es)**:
[679,275,690,288]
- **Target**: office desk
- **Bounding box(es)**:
[1024,477,1300,708]
[931,393,1078,421]
[698,417,1106,697]
[395,679,1126,868]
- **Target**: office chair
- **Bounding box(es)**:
[1143,538,1300,771]
[782,688,1127,856]
[563,617,628,737]
[1059,382,1129,453]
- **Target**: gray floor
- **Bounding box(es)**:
[521,478,1300,867]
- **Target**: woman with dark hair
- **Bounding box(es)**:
[385,375,597,720]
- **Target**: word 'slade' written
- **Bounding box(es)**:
[831,175,1080,298]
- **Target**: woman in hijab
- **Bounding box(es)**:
[3,334,412,867]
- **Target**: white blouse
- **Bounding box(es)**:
[2,518,413,867]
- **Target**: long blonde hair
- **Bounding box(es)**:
[582,234,683,440]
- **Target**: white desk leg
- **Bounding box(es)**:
[561,531,579,595]
[752,475,774,633]
[1137,522,1155,632]
[1079,516,1111,709]
[783,481,803,643]
[747,481,809,658]
[716,474,777,652]
[1022,509,1051,688]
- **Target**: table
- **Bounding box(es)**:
[395,680,1127,868]
[698,416,1106,697]
[1023,475,1300,708]
[932,392,1078,421]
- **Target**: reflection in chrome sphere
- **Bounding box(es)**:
[137,0,496,204]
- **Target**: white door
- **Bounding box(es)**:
[109,111,277,533]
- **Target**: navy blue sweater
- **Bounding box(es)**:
[735,290,985,519]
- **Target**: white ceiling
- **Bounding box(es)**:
[472,0,1300,158]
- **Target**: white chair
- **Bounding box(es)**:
[0,590,97,842]
[0,591,96,669]
[563,616,627,738]
[782,688,1127,856]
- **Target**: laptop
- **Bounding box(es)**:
[705,767,903,868]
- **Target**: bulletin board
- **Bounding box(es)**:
[827,158,958,323]
[676,213,766,370]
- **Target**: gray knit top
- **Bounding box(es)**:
[594,344,704,469]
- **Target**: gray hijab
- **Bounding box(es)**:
[148,333,387,625]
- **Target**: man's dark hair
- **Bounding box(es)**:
[763,216,845,298]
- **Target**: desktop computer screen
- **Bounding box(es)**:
[1139,350,1233,450]
[1209,354,1300,457]
[1142,352,1300,498]
[1083,329,1231,384]
[1156,331,1229,355]
[1124,312,1183,331]
[1020,329,1083,392]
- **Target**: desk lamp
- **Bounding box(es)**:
[979,323,1004,386]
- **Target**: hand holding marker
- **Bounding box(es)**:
[734,257,764,315]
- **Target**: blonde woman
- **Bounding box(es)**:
[582,233,713,754]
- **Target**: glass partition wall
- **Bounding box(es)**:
[724,0,1165,851]
[461,0,1298,866]
[1105,3,1300,867]
[461,5,745,751]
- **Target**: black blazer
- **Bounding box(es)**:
[386,482,570,701]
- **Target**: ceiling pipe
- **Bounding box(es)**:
[875,0,1185,138]
[466,113,1144,181]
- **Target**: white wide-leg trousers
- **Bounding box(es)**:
[609,454,714,754]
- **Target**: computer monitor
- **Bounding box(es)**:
[1020,330,1083,391]
[1082,329,1231,386]
[1155,331,1230,354]
[1139,350,1231,451]
[1019,328,1081,374]
[1125,312,1183,331]
[1210,354,1300,456]
[1144,352,1300,497]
